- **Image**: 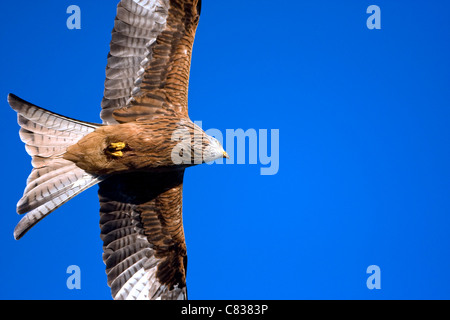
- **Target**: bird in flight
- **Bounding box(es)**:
[8,0,228,300]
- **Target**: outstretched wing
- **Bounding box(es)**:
[99,170,187,300]
[101,0,202,124]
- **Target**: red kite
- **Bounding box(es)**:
[8,0,228,300]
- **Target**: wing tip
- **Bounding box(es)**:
[7,93,17,101]
[13,215,31,240]
[7,93,24,112]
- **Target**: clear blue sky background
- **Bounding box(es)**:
[1,1,450,300]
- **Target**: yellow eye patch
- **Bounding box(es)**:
[106,142,127,157]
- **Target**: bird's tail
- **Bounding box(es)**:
[8,94,102,239]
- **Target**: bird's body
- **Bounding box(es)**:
[64,117,210,175]
[7,0,227,300]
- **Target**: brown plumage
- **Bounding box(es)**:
[8,0,228,300]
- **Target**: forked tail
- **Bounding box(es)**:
[8,94,102,239]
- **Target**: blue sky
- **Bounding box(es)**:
[1,1,450,299]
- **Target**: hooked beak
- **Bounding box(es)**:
[222,150,230,159]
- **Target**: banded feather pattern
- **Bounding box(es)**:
[101,0,201,124]
[101,0,170,124]
[99,171,187,300]
[8,94,102,239]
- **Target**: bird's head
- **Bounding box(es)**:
[170,119,229,166]
[202,135,229,163]
[191,122,228,164]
